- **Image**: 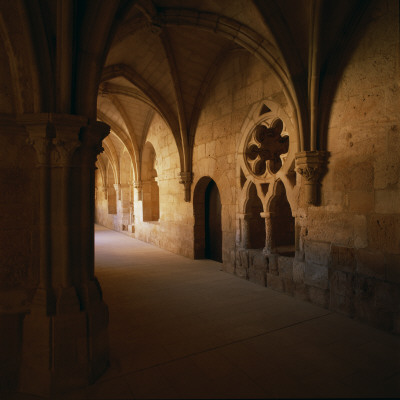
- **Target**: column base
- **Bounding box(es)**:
[19,285,109,397]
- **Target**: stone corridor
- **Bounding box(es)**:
[13,225,399,399]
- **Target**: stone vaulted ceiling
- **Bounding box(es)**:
[97,0,288,176]
[96,0,368,183]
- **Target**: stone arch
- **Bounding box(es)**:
[100,65,184,170]
[97,109,139,182]
[238,98,299,217]
[238,99,298,179]
[244,183,266,249]
[120,149,133,186]
[119,149,133,228]
[0,3,41,113]
[142,141,159,222]
[159,9,306,148]
[106,161,117,215]
[193,176,222,262]
[268,180,295,256]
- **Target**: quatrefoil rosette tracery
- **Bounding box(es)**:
[244,118,289,179]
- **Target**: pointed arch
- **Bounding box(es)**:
[101,64,184,170]
[97,109,139,182]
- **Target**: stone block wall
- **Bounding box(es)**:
[303,1,400,332]
[193,50,290,273]
[95,1,400,334]
[134,114,194,257]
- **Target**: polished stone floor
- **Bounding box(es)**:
[14,225,400,399]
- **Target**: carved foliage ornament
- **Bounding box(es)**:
[295,151,327,184]
[296,166,321,183]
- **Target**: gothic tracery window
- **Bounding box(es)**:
[245,118,289,177]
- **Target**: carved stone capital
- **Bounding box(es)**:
[26,136,51,165]
[79,121,110,165]
[51,137,81,166]
[295,151,327,182]
[179,171,193,202]
[295,151,328,205]
[133,181,143,201]
[260,211,273,219]
[18,113,89,167]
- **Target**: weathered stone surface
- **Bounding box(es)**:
[368,214,400,254]
[374,153,400,190]
[385,254,400,284]
[350,274,397,329]
[239,249,249,269]
[354,275,375,303]
[277,256,293,279]
[305,262,329,290]
[267,254,279,276]
[248,263,267,286]
[293,283,308,301]
[348,190,374,213]
[293,260,305,283]
[375,189,400,214]
[252,251,268,268]
[329,270,355,316]
[235,250,248,279]
[356,249,385,280]
[330,293,353,316]
[353,215,368,249]
[375,281,400,311]
[304,240,331,266]
[308,286,329,308]
[266,273,284,292]
[282,278,295,295]
[330,270,354,298]
[330,245,356,273]
[246,250,268,286]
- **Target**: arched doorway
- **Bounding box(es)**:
[193,177,222,262]
[246,182,266,249]
[270,180,295,256]
[205,180,222,262]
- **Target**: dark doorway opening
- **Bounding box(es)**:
[270,180,295,256]
[205,180,222,262]
[246,182,266,249]
[193,177,222,262]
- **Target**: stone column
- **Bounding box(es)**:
[17,114,110,397]
[113,183,122,228]
[78,122,109,382]
[119,183,131,229]
[134,181,142,201]
[238,213,251,249]
[295,150,327,205]
[100,186,107,200]
[179,171,193,202]
[128,183,135,232]
[260,212,275,255]
[113,183,121,201]
[120,184,130,212]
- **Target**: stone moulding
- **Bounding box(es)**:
[179,171,193,202]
